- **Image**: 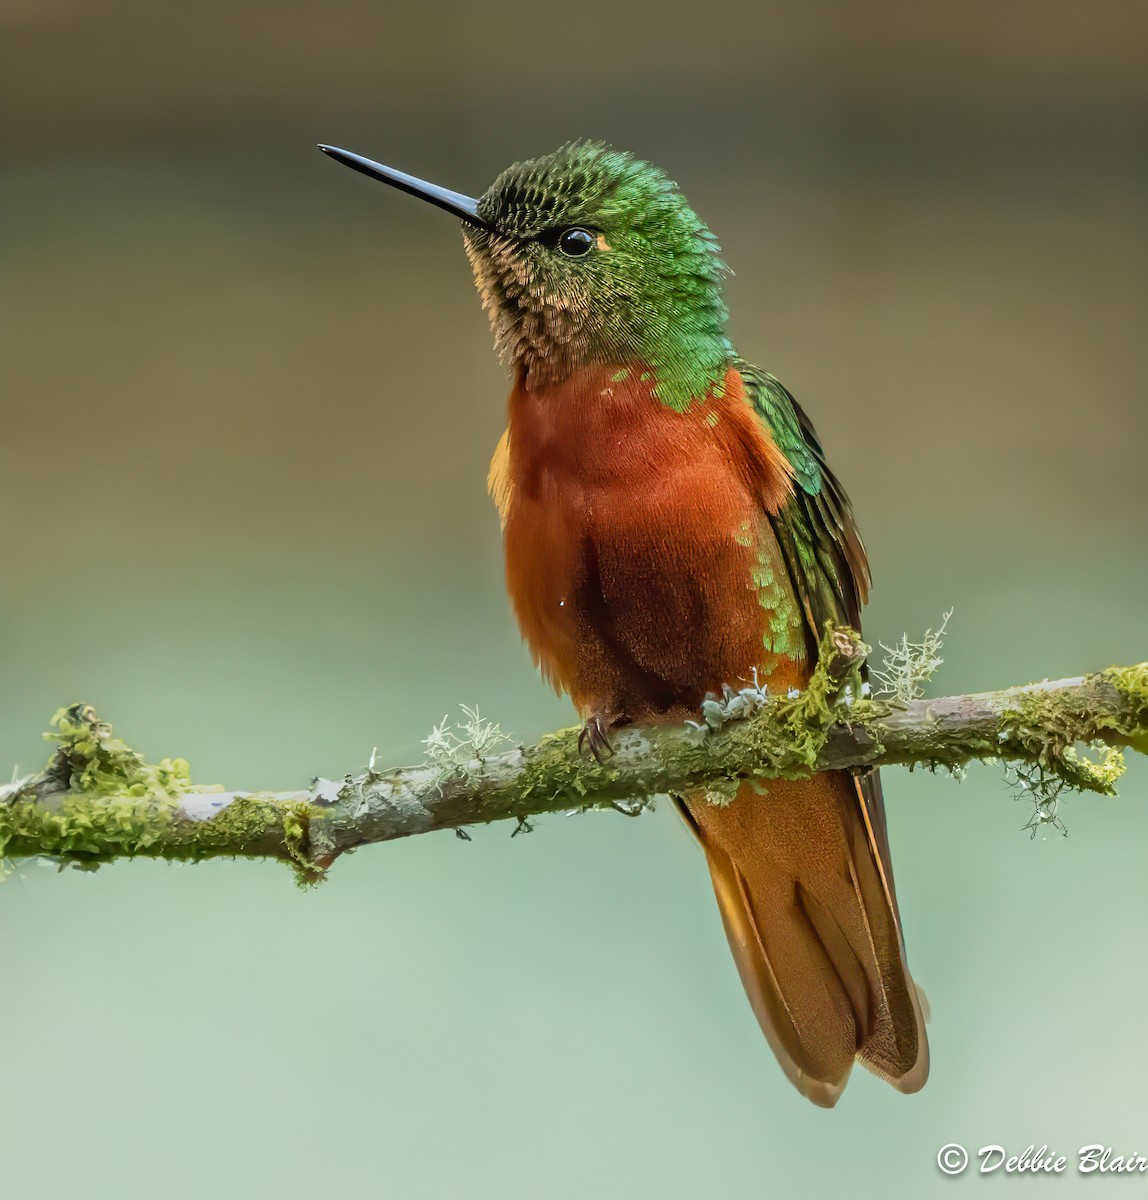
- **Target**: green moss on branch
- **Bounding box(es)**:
[3,635,1147,876]
[0,705,322,881]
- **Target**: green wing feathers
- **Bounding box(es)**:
[738,359,870,645]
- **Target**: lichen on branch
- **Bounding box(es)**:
[0,704,319,882]
[3,631,1147,883]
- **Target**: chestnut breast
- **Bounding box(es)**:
[494,365,797,719]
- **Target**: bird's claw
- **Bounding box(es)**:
[578,715,615,763]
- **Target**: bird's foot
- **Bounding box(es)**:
[578,714,616,763]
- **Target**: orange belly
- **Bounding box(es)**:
[495,364,801,721]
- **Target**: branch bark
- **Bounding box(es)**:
[2,629,1146,882]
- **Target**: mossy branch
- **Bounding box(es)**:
[2,628,1146,884]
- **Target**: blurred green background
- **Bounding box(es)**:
[2,1,1146,1196]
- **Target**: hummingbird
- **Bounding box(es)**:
[320,140,929,1106]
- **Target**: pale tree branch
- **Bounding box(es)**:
[2,628,1146,883]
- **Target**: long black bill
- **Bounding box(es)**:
[318,144,488,227]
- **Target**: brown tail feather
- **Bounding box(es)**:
[678,770,928,1107]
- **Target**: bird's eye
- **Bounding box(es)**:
[556,227,595,257]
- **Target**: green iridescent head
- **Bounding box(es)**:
[319,141,734,408]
